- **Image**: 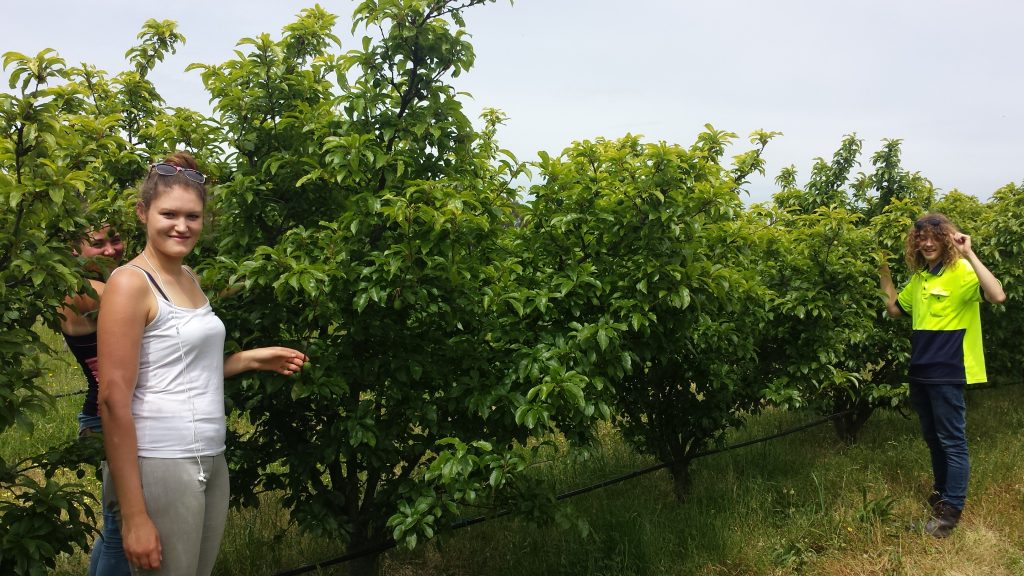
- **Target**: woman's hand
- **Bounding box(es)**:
[225,347,308,378]
[122,514,162,570]
[249,347,308,374]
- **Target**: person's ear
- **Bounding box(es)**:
[136,201,147,224]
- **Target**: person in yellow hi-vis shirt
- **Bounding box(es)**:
[880,212,1005,538]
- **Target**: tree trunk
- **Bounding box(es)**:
[832,404,874,445]
[667,458,693,503]
[345,514,383,576]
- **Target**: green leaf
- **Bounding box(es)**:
[354,292,370,312]
[562,383,585,408]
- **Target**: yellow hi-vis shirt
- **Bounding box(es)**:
[896,258,986,385]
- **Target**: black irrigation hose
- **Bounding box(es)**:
[44,380,1019,404]
[271,408,855,576]
[273,543,392,576]
[53,389,87,399]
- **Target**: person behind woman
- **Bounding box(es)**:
[880,212,1005,538]
[60,224,130,575]
[98,152,307,574]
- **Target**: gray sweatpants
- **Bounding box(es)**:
[105,454,229,576]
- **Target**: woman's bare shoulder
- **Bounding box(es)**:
[105,265,153,296]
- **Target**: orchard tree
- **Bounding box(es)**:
[757,136,936,443]
[0,23,196,573]
[754,206,906,443]
[190,3,580,574]
[507,129,775,501]
[65,19,196,198]
[0,47,101,576]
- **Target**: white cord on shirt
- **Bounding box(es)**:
[142,251,208,484]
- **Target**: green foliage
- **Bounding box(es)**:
[772,539,816,571]
[774,135,935,220]
[192,3,539,572]
[978,182,1024,382]
[933,189,990,236]
[125,19,186,77]
[0,21,197,573]
[759,136,939,443]
[0,46,105,575]
[773,133,861,213]
[0,474,97,575]
[512,129,774,501]
[855,138,934,219]
[755,206,906,442]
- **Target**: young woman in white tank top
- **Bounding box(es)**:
[98,152,308,575]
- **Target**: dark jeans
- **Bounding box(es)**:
[908,383,969,510]
[78,414,131,576]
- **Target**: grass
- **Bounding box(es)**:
[390,389,1024,576]
[7,332,1024,575]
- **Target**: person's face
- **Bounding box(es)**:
[137,185,204,260]
[77,225,124,265]
[917,231,945,265]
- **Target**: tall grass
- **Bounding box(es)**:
[7,333,1024,575]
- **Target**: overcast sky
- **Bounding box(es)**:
[6,0,1022,203]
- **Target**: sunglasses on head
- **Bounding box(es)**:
[913,217,943,231]
[150,162,207,184]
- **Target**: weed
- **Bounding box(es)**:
[857,485,897,524]
[772,539,815,571]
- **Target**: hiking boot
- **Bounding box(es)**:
[927,490,942,510]
[924,500,962,538]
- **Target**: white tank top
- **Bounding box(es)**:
[114,266,227,458]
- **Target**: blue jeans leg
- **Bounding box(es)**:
[908,383,969,510]
[78,415,131,576]
[93,488,131,576]
[89,538,100,576]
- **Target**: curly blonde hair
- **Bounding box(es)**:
[903,212,960,273]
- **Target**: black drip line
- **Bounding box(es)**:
[50,380,1012,401]
[54,388,88,399]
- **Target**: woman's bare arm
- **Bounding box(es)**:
[224,347,308,379]
[97,269,163,570]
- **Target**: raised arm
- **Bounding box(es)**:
[953,233,1006,304]
[879,262,903,317]
[97,270,163,570]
